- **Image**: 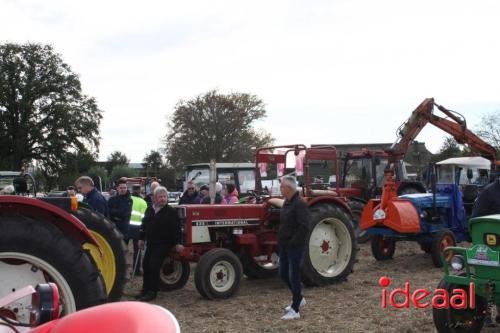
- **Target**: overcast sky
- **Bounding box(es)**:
[2,0,499,162]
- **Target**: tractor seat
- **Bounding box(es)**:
[309,189,338,197]
[268,198,284,208]
[462,184,479,203]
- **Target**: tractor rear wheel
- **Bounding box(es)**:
[73,208,127,301]
[432,274,486,333]
[371,235,396,260]
[0,215,106,322]
[194,248,243,299]
[301,203,357,286]
[431,229,456,268]
[241,252,279,279]
[159,256,190,291]
[348,200,370,243]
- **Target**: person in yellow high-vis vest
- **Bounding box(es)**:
[128,184,148,276]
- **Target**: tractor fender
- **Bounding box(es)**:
[308,197,352,217]
[0,195,98,246]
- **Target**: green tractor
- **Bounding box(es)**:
[433,214,500,333]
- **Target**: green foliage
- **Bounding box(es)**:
[165,89,274,170]
[106,151,129,174]
[476,112,500,158]
[87,166,108,191]
[109,165,138,185]
[142,150,164,176]
[0,43,102,172]
[432,137,464,162]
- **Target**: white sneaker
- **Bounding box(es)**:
[284,297,306,312]
[281,308,300,320]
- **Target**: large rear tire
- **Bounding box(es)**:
[301,203,357,286]
[432,275,486,333]
[159,256,190,291]
[73,208,127,301]
[0,215,106,321]
[194,248,243,300]
[348,200,370,243]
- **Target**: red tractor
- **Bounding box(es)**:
[160,145,358,299]
[1,173,127,322]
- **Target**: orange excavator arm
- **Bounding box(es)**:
[386,97,497,164]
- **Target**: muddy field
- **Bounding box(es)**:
[123,242,496,333]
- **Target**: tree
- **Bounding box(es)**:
[0,43,102,171]
[142,150,164,177]
[106,151,129,175]
[476,111,500,157]
[432,137,464,162]
[165,90,274,170]
[87,166,108,191]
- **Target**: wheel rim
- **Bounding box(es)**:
[0,252,76,322]
[82,230,116,296]
[256,252,279,270]
[209,260,236,292]
[161,257,183,284]
[440,235,454,262]
[379,238,392,255]
[309,218,352,278]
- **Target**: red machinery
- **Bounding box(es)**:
[361,98,498,267]
[159,145,358,299]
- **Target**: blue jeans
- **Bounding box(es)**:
[279,246,304,312]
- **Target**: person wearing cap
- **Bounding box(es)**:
[195,184,209,203]
[128,184,148,276]
[179,181,199,205]
[201,182,225,204]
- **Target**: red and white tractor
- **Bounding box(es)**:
[160,145,358,299]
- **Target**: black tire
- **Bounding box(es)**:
[0,215,106,317]
[432,275,486,333]
[371,235,396,260]
[431,229,456,268]
[241,253,279,279]
[159,256,190,291]
[72,208,127,301]
[194,248,243,300]
[301,203,357,286]
[348,200,370,244]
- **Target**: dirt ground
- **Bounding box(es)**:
[122,242,498,333]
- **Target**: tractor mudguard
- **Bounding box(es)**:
[0,195,98,246]
[361,198,420,233]
[307,196,352,217]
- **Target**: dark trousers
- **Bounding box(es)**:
[142,242,171,292]
[279,246,304,312]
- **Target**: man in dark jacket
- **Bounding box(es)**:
[137,186,184,301]
[75,176,109,217]
[471,162,500,327]
[144,181,160,208]
[278,176,310,320]
[107,178,133,237]
[179,181,199,205]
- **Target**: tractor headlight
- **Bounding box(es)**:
[450,255,465,271]
[373,209,386,220]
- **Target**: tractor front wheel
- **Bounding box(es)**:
[194,248,243,299]
[301,203,357,286]
[371,235,396,260]
[348,200,370,244]
[432,275,486,333]
[159,256,190,291]
[0,215,106,322]
[431,229,456,268]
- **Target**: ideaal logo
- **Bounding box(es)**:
[379,276,475,309]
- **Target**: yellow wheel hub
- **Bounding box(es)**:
[83,231,117,296]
